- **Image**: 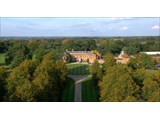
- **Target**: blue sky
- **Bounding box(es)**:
[0,17,160,36]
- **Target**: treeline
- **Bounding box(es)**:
[0,52,67,102]
[1,36,160,56]
[90,53,160,102]
[0,36,160,102]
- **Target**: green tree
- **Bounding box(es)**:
[6,60,38,101]
[65,53,72,63]
[90,60,102,84]
[5,42,31,68]
[103,53,115,72]
[128,53,155,69]
[32,53,67,101]
[99,64,139,102]
[142,78,160,102]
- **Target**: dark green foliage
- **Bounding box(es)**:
[5,42,31,68]
[34,48,47,62]
[128,53,155,69]
[0,67,7,101]
[66,54,72,63]
[1,36,160,102]
[90,60,102,85]
[61,77,75,102]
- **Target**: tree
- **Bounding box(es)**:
[0,67,7,101]
[142,78,160,102]
[65,53,72,63]
[6,60,38,101]
[32,53,67,101]
[90,60,102,84]
[33,59,59,101]
[103,53,115,72]
[34,48,47,62]
[128,53,155,69]
[5,42,31,68]
[99,64,139,102]
[109,41,124,55]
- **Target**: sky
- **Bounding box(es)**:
[0,17,160,37]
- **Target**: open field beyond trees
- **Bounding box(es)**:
[146,70,160,76]
[0,53,5,66]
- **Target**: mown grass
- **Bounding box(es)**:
[67,64,90,75]
[0,53,6,66]
[82,77,99,102]
[61,77,75,102]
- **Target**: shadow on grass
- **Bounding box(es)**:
[67,64,90,75]
[82,77,99,102]
[61,77,75,102]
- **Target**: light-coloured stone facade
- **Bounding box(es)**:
[115,51,130,64]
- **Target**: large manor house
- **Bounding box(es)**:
[63,49,101,63]
[63,49,130,64]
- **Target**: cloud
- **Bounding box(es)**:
[109,17,132,20]
[119,27,128,31]
[152,25,160,30]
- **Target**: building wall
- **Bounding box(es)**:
[70,53,97,63]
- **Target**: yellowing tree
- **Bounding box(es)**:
[99,64,139,102]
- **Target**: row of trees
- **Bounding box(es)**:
[1,36,160,55]
[90,53,160,102]
[0,52,67,102]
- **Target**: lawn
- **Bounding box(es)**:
[67,64,90,75]
[146,70,159,76]
[0,53,6,66]
[32,53,37,60]
[82,77,99,102]
[61,77,75,102]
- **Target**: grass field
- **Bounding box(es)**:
[61,77,75,102]
[0,53,6,66]
[67,64,90,75]
[146,70,160,76]
[32,53,37,60]
[82,77,99,102]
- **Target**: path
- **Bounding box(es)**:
[68,75,91,102]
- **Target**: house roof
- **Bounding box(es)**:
[66,51,94,54]
[121,53,129,58]
[141,51,160,55]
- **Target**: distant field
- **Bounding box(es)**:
[32,53,37,60]
[146,70,160,76]
[67,64,90,75]
[0,53,6,66]
[82,77,99,102]
[61,77,75,102]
